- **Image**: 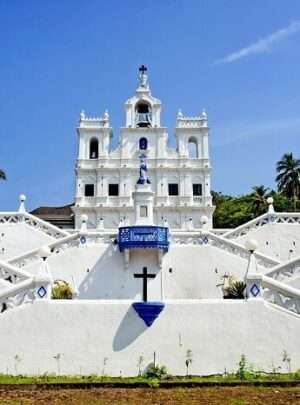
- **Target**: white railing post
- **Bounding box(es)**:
[245,239,263,299]
[37,246,53,299]
[18,194,26,223]
[267,196,276,224]
[34,275,52,300]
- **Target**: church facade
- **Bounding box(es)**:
[73,66,214,230]
[0,67,299,377]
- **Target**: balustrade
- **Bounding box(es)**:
[118,226,169,252]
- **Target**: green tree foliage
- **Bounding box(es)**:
[213,189,300,228]
[213,152,300,228]
[276,153,300,209]
[250,185,269,216]
[212,192,253,229]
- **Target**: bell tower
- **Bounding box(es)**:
[124,65,162,129]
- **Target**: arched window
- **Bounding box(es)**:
[89,138,99,159]
[188,137,198,158]
[135,102,152,127]
[139,137,148,150]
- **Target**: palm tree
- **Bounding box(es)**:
[0,169,6,180]
[251,185,269,216]
[276,153,300,210]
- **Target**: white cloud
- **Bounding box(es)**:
[215,20,300,64]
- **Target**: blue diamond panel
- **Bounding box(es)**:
[118,226,169,252]
[80,235,87,244]
[132,302,165,327]
[250,283,260,297]
[37,286,47,298]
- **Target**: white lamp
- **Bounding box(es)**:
[267,196,275,215]
[81,214,88,223]
[38,245,51,260]
[200,215,208,225]
[245,239,258,253]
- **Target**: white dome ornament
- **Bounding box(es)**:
[177,109,183,119]
[201,109,207,119]
[103,109,109,120]
[200,215,209,231]
[245,239,258,253]
[38,245,51,261]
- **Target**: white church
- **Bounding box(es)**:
[0,66,299,377]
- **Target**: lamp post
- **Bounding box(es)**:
[245,239,263,299]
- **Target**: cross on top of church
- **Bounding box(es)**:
[139,64,147,74]
[138,65,149,88]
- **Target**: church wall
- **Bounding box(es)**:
[163,245,265,299]
[0,300,299,376]
[235,224,300,262]
[0,223,53,260]
[23,242,261,300]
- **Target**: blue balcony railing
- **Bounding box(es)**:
[118,226,169,252]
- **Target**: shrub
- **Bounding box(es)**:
[237,354,247,380]
[143,363,167,379]
[224,280,246,299]
[51,280,74,299]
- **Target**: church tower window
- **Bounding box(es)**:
[168,183,179,196]
[139,137,148,150]
[89,138,99,159]
[85,184,95,197]
[109,184,119,196]
[188,137,198,158]
[135,102,152,127]
[193,184,202,196]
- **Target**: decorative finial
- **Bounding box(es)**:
[138,65,148,88]
[80,110,85,120]
[18,194,26,213]
[79,214,88,235]
[201,109,207,119]
[137,153,151,185]
[104,109,109,120]
[177,109,183,118]
[267,196,275,216]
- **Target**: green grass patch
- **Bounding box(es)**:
[0,372,299,386]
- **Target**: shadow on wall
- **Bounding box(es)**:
[113,306,148,351]
[78,245,159,300]
[77,244,130,299]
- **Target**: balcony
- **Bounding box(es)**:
[118,226,169,252]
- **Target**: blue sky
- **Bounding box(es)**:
[0,0,300,211]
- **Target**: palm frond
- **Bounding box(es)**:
[0,169,6,180]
